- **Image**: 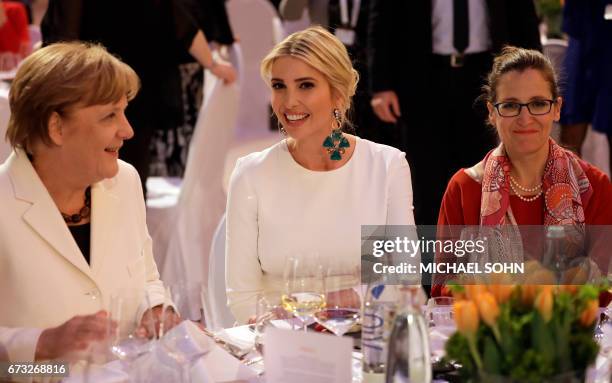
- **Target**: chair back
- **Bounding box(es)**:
[226,0,282,140]
[160,45,242,288]
[204,214,236,330]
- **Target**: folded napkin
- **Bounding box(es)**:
[214,325,256,355]
[161,320,212,358]
[213,318,306,356]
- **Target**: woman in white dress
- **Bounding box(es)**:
[225,26,416,323]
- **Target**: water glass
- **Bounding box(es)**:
[108,289,155,364]
[314,264,361,336]
[254,293,286,354]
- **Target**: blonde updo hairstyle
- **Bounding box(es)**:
[260,26,359,130]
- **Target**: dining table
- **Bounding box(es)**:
[61,306,611,383]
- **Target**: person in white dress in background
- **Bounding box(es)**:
[225,26,416,323]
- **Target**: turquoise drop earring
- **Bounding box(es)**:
[322,109,349,160]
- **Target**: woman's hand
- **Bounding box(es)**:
[138,305,181,338]
[35,310,113,361]
[210,59,237,85]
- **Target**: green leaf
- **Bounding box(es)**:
[532,312,554,369]
[482,336,501,374]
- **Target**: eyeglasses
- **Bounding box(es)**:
[493,99,556,117]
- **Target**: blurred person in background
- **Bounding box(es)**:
[151,0,237,176]
[559,0,612,171]
[0,43,172,364]
[0,1,30,71]
[367,0,542,225]
[41,0,236,195]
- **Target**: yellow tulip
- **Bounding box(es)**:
[579,300,599,327]
[475,292,500,327]
[534,288,554,322]
[454,300,480,335]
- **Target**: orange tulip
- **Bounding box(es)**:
[465,284,487,301]
[558,284,578,295]
[561,265,589,285]
[487,273,515,303]
[579,300,599,327]
[534,288,554,322]
[521,268,556,306]
[475,292,500,327]
[454,300,480,335]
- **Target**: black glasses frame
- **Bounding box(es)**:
[493,99,557,117]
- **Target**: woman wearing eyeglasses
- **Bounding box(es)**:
[433,47,612,296]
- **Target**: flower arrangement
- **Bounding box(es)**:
[444,265,606,383]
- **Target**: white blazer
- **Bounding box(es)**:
[0,150,166,363]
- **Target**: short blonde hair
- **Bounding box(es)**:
[6,42,140,153]
[260,26,359,128]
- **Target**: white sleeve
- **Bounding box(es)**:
[130,165,166,318]
[0,327,43,363]
[386,150,420,284]
[386,150,415,225]
[225,158,262,324]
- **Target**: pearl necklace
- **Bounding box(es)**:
[509,175,542,192]
[509,178,542,202]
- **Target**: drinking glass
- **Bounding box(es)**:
[425,297,455,329]
[254,293,287,354]
[108,289,155,366]
[160,283,210,383]
[426,296,455,363]
[282,256,325,332]
[314,264,361,336]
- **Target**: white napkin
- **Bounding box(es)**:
[214,325,256,354]
[162,320,212,358]
[63,360,129,383]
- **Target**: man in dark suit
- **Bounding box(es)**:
[368,0,541,225]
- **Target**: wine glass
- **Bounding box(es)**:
[254,293,287,354]
[282,256,325,332]
[160,283,210,383]
[314,263,361,336]
[108,289,155,367]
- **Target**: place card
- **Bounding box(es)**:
[264,327,353,383]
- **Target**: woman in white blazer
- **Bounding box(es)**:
[0,43,169,365]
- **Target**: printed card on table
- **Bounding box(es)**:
[264,327,353,383]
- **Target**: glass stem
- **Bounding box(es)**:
[182,363,191,383]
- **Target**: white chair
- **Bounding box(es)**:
[226,0,283,141]
[204,214,236,330]
[0,83,11,163]
[155,45,242,288]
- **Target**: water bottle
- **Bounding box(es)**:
[362,283,401,382]
[542,225,566,272]
[385,286,431,383]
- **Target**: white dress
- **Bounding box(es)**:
[225,137,415,323]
